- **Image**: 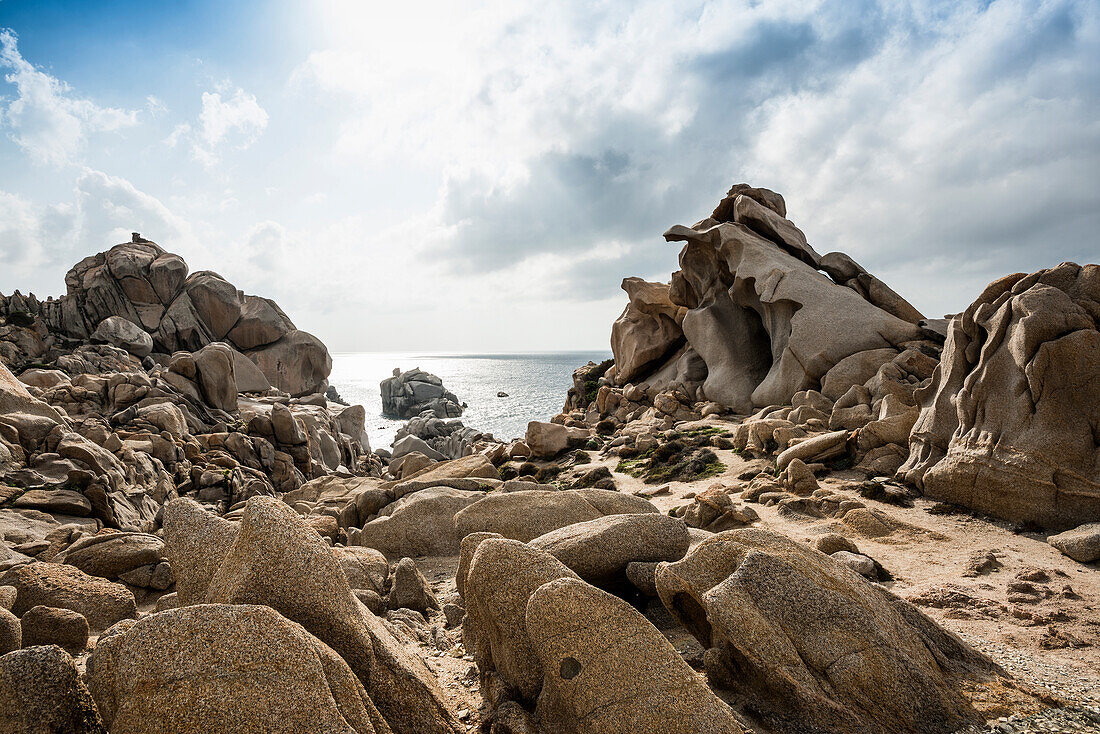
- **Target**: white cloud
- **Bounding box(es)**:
[0,29,139,166]
[0,169,205,297]
[168,84,268,167]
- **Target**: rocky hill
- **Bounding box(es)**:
[0,193,1097,734]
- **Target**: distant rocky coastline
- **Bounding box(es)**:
[0,187,1097,733]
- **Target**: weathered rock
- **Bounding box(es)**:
[90,316,153,358]
[226,295,293,350]
[663,221,920,411]
[454,489,658,543]
[0,645,105,733]
[86,604,386,734]
[193,342,238,412]
[526,577,745,733]
[0,361,69,446]
[248,330,332,397]
[529,513,690,587]
[900,264,1100,529]
[0,608,18,655]
[712,183,786,220]
[388,558,439,614]
[610,278,685,383]
[0,562,136,631]
[1047,523,1100,563]
[655,528,999,734]
[333,546,389,596]
[359,487,482,558]
[162,498,238,606]
[463,538,579,701]
[202,496,459,734]
[19,605,89,654]
[820,348,899,401]
[11,489,93,516]
[58,532,165,580]
[524,421,570,458]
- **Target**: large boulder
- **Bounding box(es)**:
[199,496,460,734]
[0,562,136,631]
[454,489,658,543]
[226,295,293,350]
[193,342,238,412]
[529,513,690,587]
[162,498,238,606]
[358,487,483,558]
[525,578,746,733]
[462,538,580,701]
[56,532,166,580]
[655,528,1000,734]
[524,421,570,458]
[0,645,105,733]
[248,330,332,397]
[899,264,1100,529]
[86,604,387,734]
[90,316,153,358]
[18,606,89,655]
[610,278,685,383]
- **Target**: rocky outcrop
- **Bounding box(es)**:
[575,184,934,430]
[899,263,1100,529]
[381,368,462,419]
[662,221,923,412]
[0,234,331,397]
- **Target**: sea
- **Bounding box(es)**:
[328,351,612,451]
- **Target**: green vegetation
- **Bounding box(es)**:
[617,441,725,484]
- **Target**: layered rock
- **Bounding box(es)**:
[899,263,1100,529]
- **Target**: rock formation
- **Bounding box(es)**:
[1,191,1095,734]
[0,234,331,397]
[381,368,463,419]
[899,263,1100,529]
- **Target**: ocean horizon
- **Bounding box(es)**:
[329,350,613,450]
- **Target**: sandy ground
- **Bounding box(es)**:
[401,419,1099,731]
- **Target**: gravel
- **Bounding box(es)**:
[952,634,1100,734]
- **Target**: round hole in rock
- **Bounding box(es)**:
[559,656,582,680]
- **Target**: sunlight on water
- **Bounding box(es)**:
[328,351,611,450]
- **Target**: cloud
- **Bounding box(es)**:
[0,28,140,165]
[298,0,1100,317]
[167,84,268,167]
[0,169,203,297]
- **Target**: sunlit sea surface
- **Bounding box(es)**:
[329,352,612,451]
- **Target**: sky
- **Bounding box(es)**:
[0,0,1097,352]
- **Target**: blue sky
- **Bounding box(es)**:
[1,0,1097,351]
